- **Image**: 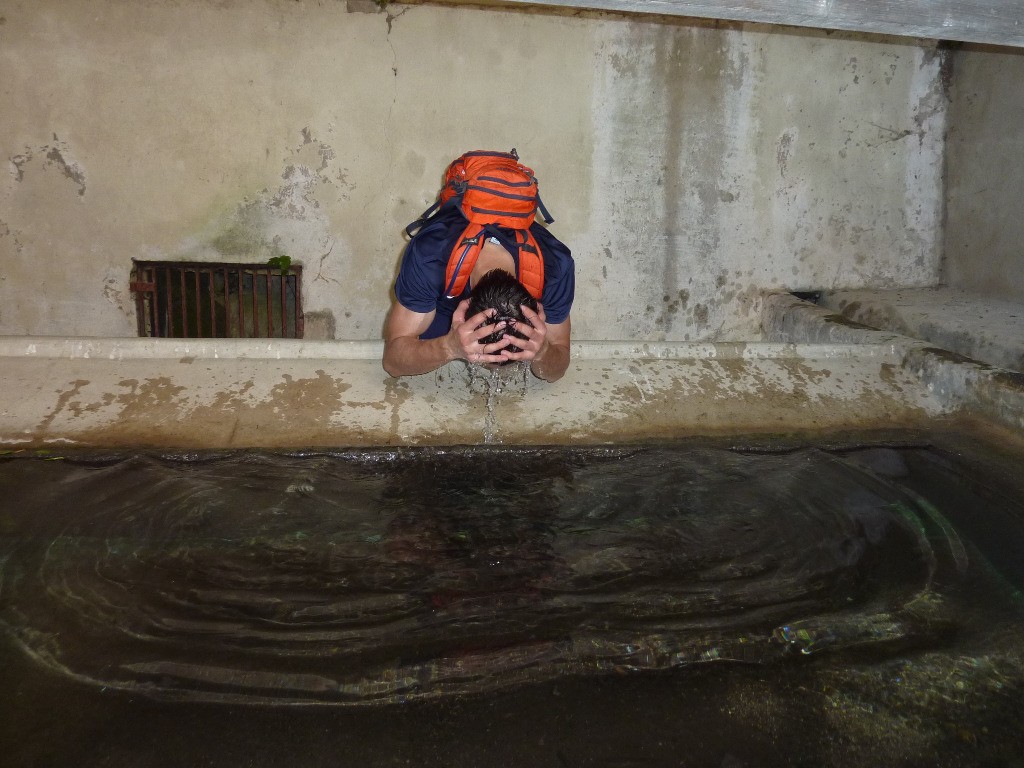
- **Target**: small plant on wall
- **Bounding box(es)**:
[267,255,292,275]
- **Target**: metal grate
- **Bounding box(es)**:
[130,261,303,339]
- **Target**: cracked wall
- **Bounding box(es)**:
[0,0,946,340]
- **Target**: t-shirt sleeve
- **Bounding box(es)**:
[393,224,450,314]
[533,225,575,325]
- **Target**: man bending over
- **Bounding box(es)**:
[383,195,574,382]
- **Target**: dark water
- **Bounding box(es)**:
[1,436,1023,766]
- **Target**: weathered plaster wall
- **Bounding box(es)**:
[1,1,945,341]
[943,45,1024,301]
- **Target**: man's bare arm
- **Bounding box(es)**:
[382,304,453,377]
[527,316,571,383]
[500,304,571,383]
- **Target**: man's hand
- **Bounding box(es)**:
[445,299,514,365]
[502,304,571,383]
[499,303,549,363]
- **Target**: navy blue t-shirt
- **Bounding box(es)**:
[394,205,575,339]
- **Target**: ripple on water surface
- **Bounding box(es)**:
[0,443,1012,704]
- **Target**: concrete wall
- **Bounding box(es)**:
[944,45,1024,301]
[1,0,946,342]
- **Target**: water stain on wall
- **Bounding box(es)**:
[34,379,92,436]
[30,369,366,448]
[0,219,24,255]
[303,310,337,341]
[777,130,795,177]
[201,127,351,264]
[9,135,86,197]
[558,358,929,443]
[659,25,729,275]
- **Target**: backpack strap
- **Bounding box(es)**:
[535,193,554,225]
[405,200,441,238]
[443,224,546,301]
[515,230,545,300]
[443,223,487,299]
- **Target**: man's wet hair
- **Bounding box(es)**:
[467,269,538,357]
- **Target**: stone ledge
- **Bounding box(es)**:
[0,335,940,449]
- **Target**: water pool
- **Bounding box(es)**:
[1,431,1023,766]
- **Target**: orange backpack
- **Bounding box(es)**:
[406,149,553,300]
